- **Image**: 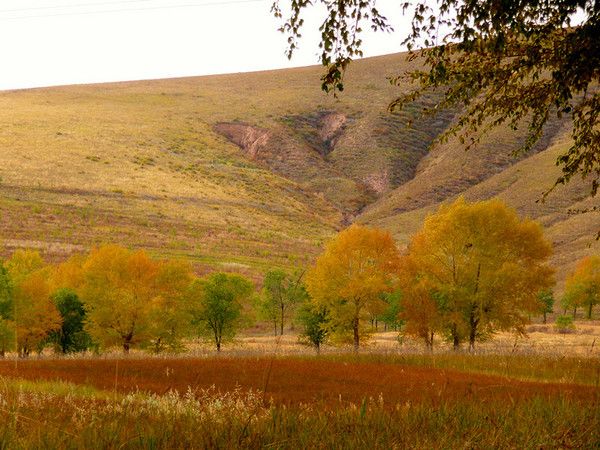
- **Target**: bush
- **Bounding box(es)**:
[555,315,576,334]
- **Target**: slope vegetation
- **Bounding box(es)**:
[0,53,597,283]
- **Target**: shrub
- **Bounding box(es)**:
[555,315,576,334]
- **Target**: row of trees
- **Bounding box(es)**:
[0,246,256,356]
[0,198,596,356]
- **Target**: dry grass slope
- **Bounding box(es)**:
[0,52,597,282]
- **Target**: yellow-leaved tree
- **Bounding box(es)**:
[306,224,400,352]
[148,259,194,353]
[80,245,161,353]
[5,250,61,357]
[563,255,600,319]
[401,197,554,351]
[80,245,195,353]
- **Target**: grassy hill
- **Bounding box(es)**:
[0,53,597,285]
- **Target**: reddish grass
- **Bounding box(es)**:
[0,357,596,407]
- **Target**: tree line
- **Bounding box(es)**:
[0,197,597,356]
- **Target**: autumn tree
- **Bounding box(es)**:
[6,250,61,357]
[305,224,400,352]
[563,256,600,319]
[273,1,600,202]
[80,245,162,353]
[397,269,442,351]
[147,259,194,353]
[188,272,253,352]
[401,197,554,351]
[258,269,307,336]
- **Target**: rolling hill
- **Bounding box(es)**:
[0,53,597,287]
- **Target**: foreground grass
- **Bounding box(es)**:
[0,354,598,448]
[0,381,597,449]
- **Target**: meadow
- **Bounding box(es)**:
[0,327,599,449]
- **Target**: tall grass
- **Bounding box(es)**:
[0,381,597,449]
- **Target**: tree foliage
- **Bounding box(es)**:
[258,269,307,336]
[48,289,92,354]
[5,251,61,357]
[0,264,14,357]
[400,197,554,350]
[306,224,400,351]
[81,245,163,353]
[147,259,194,353]
[273,0,600,200]
[563,255,600,319]
[189,272,253,352]
[297,303,330,353]
[538,289,555,324]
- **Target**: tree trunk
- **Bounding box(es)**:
[469,313,478,353]
[588,303,593,319]
[451,324,460,351]
[573,307,578,319]
[424,331,434,352]
[353,317,360,352]
[216,340,221,352]
[543,311,547,324]
[123,341,130,354]
[280,304,285,336]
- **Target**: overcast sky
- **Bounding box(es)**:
[0,0,408,91]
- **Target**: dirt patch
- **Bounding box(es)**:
[282,110,349,157]
[214,122,270,158]
[319,112,347,153]
[363,171,390,195]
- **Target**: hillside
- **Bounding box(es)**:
[0,53,597,285]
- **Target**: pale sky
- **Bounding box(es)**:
[0,0,409,91]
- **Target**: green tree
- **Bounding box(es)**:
[538,289,555,324]
[400,197,554,351]
[297,303,330,353]
[306,224,400,352]
[189,272,253,352]
[0,263,14,357]
[378,290,403,332]
[259,269,307,336]
[48,288,92,354]
[273,1,600,203]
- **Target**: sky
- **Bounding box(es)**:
[0,0,409,91]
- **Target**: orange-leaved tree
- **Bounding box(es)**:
[401,197,554,351]
[306,224,400,352]
[563,256,600,319]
